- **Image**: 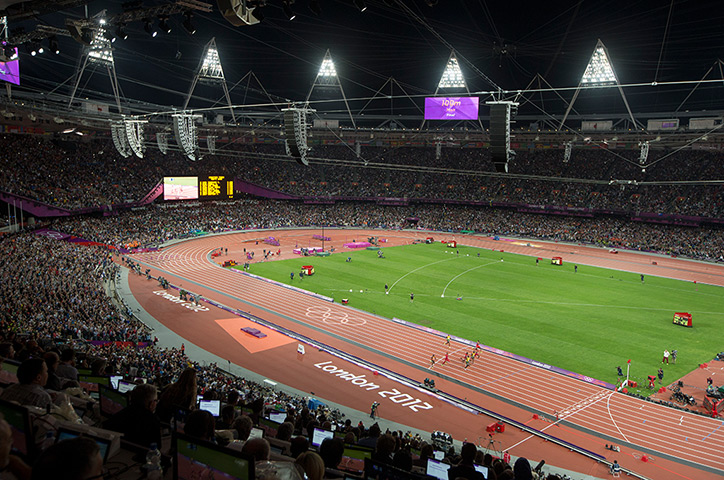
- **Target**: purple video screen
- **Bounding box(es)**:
[0,49,19,86]
[424,97,479,120]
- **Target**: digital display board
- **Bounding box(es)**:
[424,97,479,120]
[164,177,199,201]
[0,49,20,86]
[199,175,234,199]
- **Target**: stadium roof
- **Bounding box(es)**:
[3,1,724,123]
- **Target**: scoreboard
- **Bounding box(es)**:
[199,176,234,199]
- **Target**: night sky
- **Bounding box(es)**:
[7,0,724,118]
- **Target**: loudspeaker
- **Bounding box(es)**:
[217,0,261,26]
[284,109,309,166]
[489,103,510,173]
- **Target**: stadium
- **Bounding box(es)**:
[1,1,724,480]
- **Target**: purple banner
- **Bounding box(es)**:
[424,97,479,120]
[235,179,300,200]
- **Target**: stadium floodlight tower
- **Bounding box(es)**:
[305,49,356,127]
[183,37,236,123]
[422,50,483,130]
[559,39,637,131]
[68,12,123,113]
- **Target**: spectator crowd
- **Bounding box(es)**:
[2,133,724,218]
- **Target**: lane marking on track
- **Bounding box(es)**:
[606,391,630,443]
[305,305,367,327]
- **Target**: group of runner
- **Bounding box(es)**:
[429,336,482,370]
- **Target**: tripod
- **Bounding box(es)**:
[478,434,502,456]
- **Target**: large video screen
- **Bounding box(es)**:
[199,175,234,199]
[164,177,199,201]
[0,49,19,86]
[424,97,479,120]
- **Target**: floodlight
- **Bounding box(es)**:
[438,55,466,88]
[103,28,116,43]
[318,57,337,77]
[581,45,616,85]
[144,19,157,37]
[308,0,321,15]
[283,1,296,20]
[48,36,59,54]
[116,24,128,40]
[88,27,115,65]
[353,0,367,12]
[200,46,224,78]
[158,16,171,34]
[27,43,36,56]
[251,7,265,22]
[182,12,196,34]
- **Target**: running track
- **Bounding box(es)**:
[128,229,724,480]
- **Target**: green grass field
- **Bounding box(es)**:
[241,243,723,390]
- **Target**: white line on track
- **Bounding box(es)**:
[606,392,630,443]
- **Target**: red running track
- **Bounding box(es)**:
[128,229,724,480]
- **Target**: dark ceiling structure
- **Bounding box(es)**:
[1,0,723,129]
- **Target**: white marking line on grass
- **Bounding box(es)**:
[441,261,498,298]
[606,392,630,443]
[389,257,459,294]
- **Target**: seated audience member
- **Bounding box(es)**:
[447,442,484,480]
[371,434,396,465]
[296,451,325,480]
[318,437,345,476]
[55,349,79,383]
[0,417,31,480]
[0,358,51,409]
[232,415,254,442]
[242,437,271,462]
[0,343,15,361]
[184,410,216,442]
[343,431,356,445]
[90,358,108,376]
[43,352,63,391]
[276,421,294,441]
[103,384,161,448]
[513,457,533,480]
[32,437,103,480]
[215,405,237,430]
[157,367,197,423]
[392,449,413,472]
[413,442,433,468]
[289,435,310,459]
[357,423,381,448]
